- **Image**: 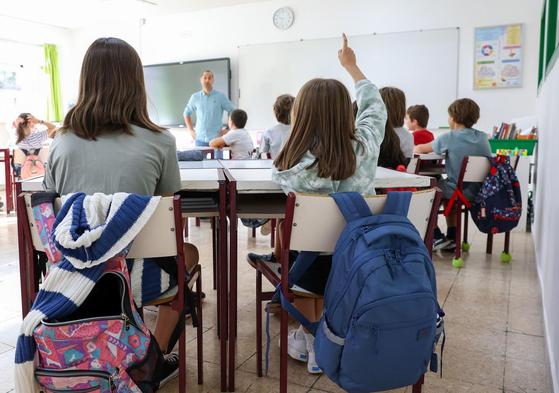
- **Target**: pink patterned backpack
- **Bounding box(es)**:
[33,258,162,393]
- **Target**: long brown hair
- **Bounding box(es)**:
[61,37,164,140]
[380,87,406,128]
[274,78,356,180]
[379,87,406,168]
[14,113,31,144]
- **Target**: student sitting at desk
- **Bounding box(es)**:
[12,113,57,178]
[405,104,434,145]
[260,94,294,159]
[209,109,254,159]
[415,98,491,251]
[44,37,198,387]
[247,34,387,374]
[353,100,405,170]
[380,86,414,160]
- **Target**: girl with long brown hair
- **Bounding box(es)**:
[247,34,387,374]
[44,37,188,387]
[380,86,414,160]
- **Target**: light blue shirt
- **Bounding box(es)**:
[183,89,235,142]
[432,128,492,188]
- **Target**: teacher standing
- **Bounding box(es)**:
[183,70,235,158]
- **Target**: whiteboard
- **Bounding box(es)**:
[239,28,459,131]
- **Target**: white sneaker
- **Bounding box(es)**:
[304,333,323,374]
[433,238,452,251]
[287,326,308,362]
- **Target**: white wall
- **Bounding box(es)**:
[68,0,541,132]
[535,56,559,393]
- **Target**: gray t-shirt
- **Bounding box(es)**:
[44,125,181,196]
[222,128,254,159]
[394,126,414,159]
[432,128,492,188]
[260,123,290,159]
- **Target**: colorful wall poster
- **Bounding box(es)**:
[474,24,524,89]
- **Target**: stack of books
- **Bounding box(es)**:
[492,123,538,140]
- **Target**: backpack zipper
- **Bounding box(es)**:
[326,248,429,318]
[352,292,436,325]
[36,368,117,392]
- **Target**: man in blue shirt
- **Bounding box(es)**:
[183,70,235,158]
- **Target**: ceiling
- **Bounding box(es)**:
[0,0,270,30]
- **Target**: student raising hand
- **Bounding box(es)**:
[338,33,366,83]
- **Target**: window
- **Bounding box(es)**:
[0,40,49,146]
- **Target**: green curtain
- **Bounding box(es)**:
[43,43,63,121]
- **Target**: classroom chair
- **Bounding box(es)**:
[253,189,442,393]
[18,194,203,392]
[441,155,520,268]
[406,156,421,174]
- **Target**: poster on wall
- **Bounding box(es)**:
[0,64,22,90]
[474,24,523,89]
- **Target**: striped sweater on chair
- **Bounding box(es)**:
[15,192,160,392]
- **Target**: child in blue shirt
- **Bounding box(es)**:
[415,98,491,251]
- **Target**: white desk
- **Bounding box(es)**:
[227,168,282,193]
[417,153,444,161]
[227,166,433,192]
[180,168,221,191]
[20,170,224,193]
[18,176,45,192]
[219,160,273,169]
[374,167,433,188]
[179,160,223,170]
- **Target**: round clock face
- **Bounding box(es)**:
[273,7,294,30]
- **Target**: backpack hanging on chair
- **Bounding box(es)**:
[20,148,45,179]
[33,258,163,393]
[279,191,445,393]
[470,155,522,234]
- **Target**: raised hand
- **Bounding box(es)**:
[338,33,357,69]
[337,33,366,83]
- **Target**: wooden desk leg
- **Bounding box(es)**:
[228,189,238,392]
[218,185,228,393]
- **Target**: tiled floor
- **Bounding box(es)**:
[0,213,553,393]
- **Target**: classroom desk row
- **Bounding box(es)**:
[15,160,435,392]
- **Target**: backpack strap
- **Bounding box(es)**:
[383,191,412,216]
[274,251,321,334]
[331,192,372,222]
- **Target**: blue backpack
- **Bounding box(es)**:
[470,155,522,234]
[280,192,443,393]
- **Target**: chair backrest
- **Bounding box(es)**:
[406,157,420,174]
[462,156,491,183]
[24,194,179,259]
[127,197,179,258]
[288,189,437,252]
[23,193,46,252]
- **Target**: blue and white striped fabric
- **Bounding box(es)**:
[17,129,48,151]
[128,257,177,306]
[15,192,160,393]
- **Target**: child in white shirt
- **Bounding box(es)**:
[210,109,254,159]
[260,94,294,159]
